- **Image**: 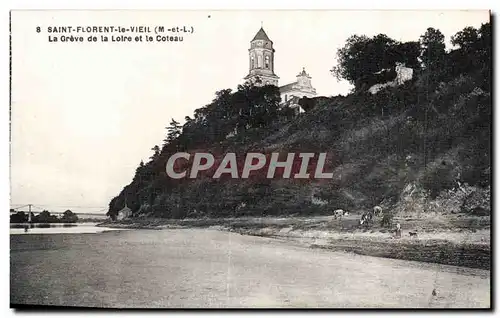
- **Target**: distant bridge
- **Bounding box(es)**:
[10,211,108,218]
[10,204,109,219]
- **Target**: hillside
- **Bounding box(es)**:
[107,24,491,223]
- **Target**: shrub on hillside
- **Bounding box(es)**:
[420,160,460,198]
[322,191,357,211]
[461,185,490,215]
[394,181,490,217]
[380,210,394,228]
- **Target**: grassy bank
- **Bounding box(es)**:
[99,213,490,270]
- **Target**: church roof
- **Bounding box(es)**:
[279,82,298,93]
[252,27,271,41]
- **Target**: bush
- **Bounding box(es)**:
[461,185,490,215]
[380,211,394,228]
[421,161,459,198]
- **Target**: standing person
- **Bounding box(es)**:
[395,223,402,238]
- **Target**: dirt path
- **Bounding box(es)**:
[11,229,490,308]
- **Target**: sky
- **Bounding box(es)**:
[10,10,490,214]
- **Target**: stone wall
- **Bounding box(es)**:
[368,63,414,95]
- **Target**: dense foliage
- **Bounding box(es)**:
[10,209,79,223]
[331,34,421,89]
[107,23,491,220]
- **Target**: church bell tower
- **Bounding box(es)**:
[244,26,279,86]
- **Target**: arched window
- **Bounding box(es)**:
[251,55,255,68]
[265,56,270,69]
[257,55,262,68]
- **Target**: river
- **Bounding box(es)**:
[10,228,490,308]
[10,223,123,235]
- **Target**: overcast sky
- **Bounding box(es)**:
[10,10,489,213]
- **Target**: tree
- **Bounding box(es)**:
[150,145,160,160]
[244,84,281,129]
[164,118,182,147]
[478,23,491,53]
[477,22,492,74]
[10,211,27,223]
[451,26,479,51]
[446,24,491,79]
[445,26,479,76]
[177,116,200,150]
[107,196,119,220]
[206,89,238,140]
[331,34,370,85]
[393,41,421,69]
[61,209,78,223]
[331,33,416,89]
[419,27,446,69]
[36,210,57,223]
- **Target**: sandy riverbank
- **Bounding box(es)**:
[98,214,491,270]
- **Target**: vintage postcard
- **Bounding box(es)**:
[9,9,491,309]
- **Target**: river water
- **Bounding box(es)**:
[9,223,123,235]
[10,228,490,308]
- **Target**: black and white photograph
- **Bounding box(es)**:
[8,8,491,309]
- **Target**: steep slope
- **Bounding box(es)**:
[107,29,491,221]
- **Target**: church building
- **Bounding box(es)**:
[243,27,317,113]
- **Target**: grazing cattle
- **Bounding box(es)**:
[333,209,348,220]
[373,205,383,217]
[359,212,373,225]
[409,231,418,238]
[359,206,383,226]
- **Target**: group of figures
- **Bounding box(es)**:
[333,205,383,225]
[331,205,411,238]
[359,205,383,225]
[331,205,418,239]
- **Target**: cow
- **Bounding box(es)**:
[333,209,348,220]
[373,205,383,217]
[359,211,373,225]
